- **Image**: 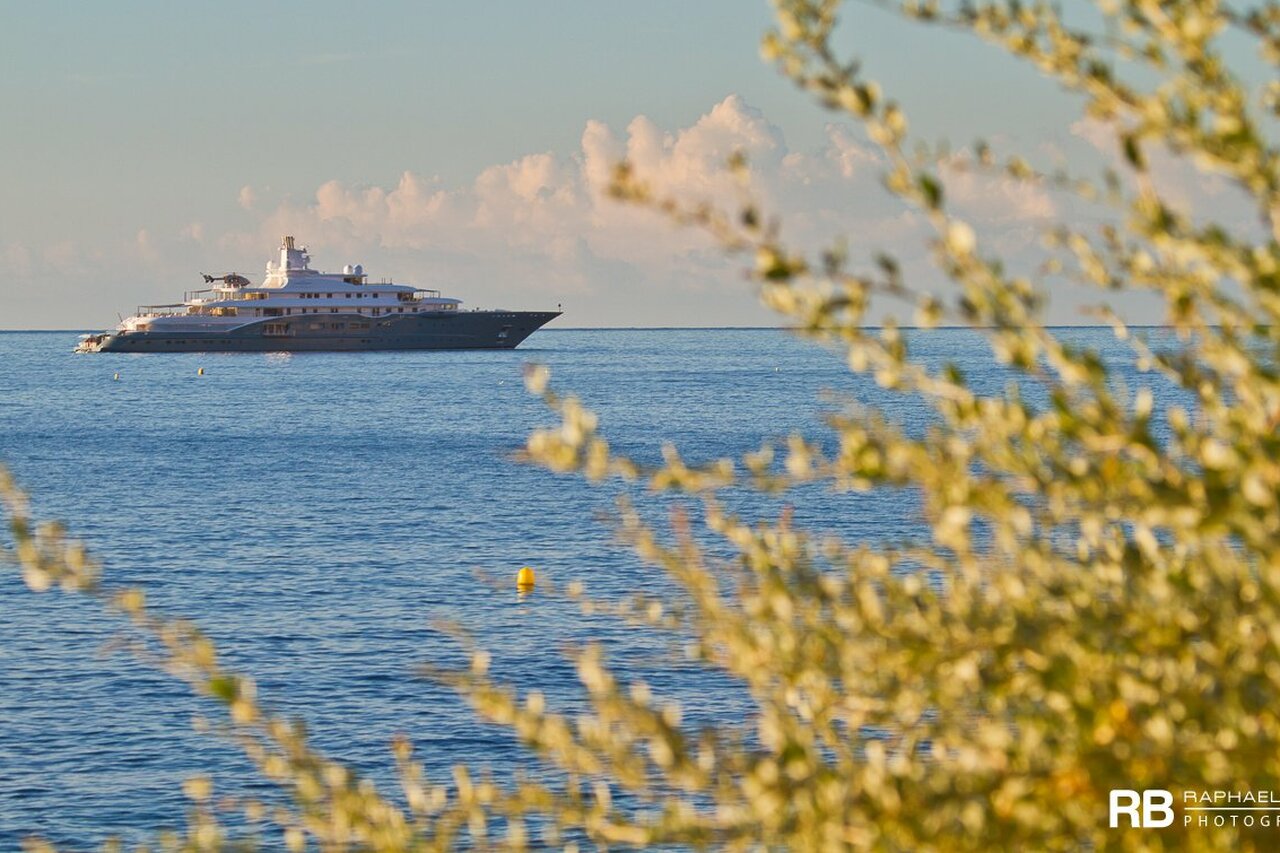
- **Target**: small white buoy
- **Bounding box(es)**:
[113,372,120,381]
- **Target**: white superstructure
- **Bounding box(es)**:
[118,236,460,335]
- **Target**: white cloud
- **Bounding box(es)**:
[945,160,1056,222]
[3,95,1117,329]
[1069,117,1116,155]
[1068,117,1254,224]
[223,94,1025,326]
[134,229,158,263]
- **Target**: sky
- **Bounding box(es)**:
[0,1,1258,329]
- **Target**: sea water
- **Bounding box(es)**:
[0,327,1176,847]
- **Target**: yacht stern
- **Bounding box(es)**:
[75,333,112,353]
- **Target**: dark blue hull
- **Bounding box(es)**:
[91,310,560,353]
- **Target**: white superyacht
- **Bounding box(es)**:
[77,236,560,352]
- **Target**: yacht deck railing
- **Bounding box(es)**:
[134,304,188,318]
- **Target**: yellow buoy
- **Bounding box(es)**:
[516,566,536,590]
[113,372,120,381]
[197,367,205,376]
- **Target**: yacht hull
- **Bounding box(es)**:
[86,310,561,353]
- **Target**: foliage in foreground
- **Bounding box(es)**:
[7,0,1280,849]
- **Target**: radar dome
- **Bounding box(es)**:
[343,264,354,275]
[354,264,363,276]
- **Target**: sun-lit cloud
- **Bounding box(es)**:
[1068,117,1256,228]
[6,95,1168,328]
[203,94,1062,325]
[134,229,158,263]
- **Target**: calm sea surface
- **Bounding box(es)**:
[0,327,1176,847]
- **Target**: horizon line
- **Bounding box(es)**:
[1,324,1180,334]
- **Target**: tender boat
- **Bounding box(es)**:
[76,236,560,352]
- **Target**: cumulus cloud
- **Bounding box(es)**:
[210,94,1062,325]
[1068,117,1256,228]
[134,228,158,263]
[3,95,1102,329]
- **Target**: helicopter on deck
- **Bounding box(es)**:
[201,272,251,287]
